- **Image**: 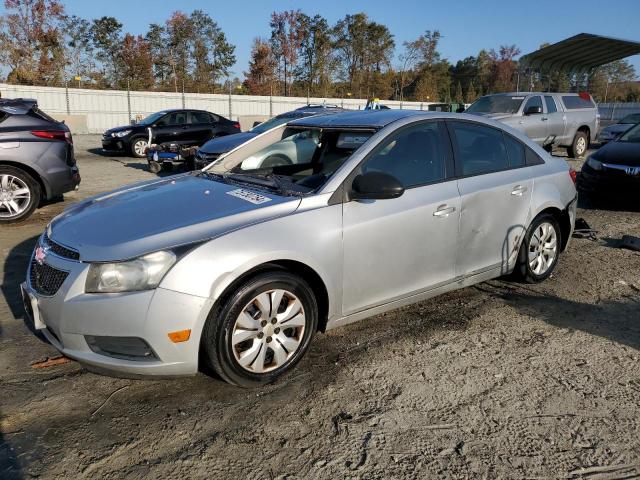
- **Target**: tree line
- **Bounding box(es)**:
[1,1,638,102]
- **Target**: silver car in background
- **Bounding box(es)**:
[22,110,577,387]
[466,92,599,158]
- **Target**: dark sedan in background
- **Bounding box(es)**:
[193,104,343,169]
[0,98,80,223]
[597,113,640,144]
[580,122,640,195]
[102,109,241,158]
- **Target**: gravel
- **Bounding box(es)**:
[1,136,639,479]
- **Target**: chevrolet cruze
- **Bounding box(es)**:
[22,110,577,387]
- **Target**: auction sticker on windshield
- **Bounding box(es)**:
[226,188,272,204]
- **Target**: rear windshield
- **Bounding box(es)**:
[250,114,302,134]
[561,95,595,110]
[619,123,640,143]
[29,106,57,123]
[619,113,640,124]
[465,96,524,114]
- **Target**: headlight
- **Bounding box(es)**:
[85,251,176,293]
[586,157,603,171]
[112,130,132,137]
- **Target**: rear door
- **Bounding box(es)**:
[520,95,547,144]
[188,111,216,145]
[342,120,460,314]
[447,120,533,277]
[543,95,567,145]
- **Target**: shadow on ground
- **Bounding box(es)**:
[479,281,640,351]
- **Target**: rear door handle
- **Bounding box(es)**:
[511,185,528,196]
[541,117,548,121]
[433,204,456,217]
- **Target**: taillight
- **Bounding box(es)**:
[569,167,577,185]
[233,122,241,130]
[31,130,73,144]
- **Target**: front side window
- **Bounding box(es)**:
[156,112,187,126]
[450,121,509,176]
[544,96,557,113]
[361,122,446,188]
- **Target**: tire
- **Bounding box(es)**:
[513,213,561,283]
[130,137,148,158]
[201,270,318,387]
[0,165,41,224]
[148,161,161,174]
[568,131,588,158]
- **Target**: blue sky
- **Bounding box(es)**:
[4,0,640,78]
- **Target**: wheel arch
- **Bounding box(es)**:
[0,160,48,199]
[530,205,572,252]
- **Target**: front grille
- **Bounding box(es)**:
[44,234,80,260]
[29,260,69,296]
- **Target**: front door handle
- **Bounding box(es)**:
[511,185,528,196]
[433,204,456,217]
[541,117,548,121]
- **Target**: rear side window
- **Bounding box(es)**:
[504,134,526,167]
[525,147,545,166]
[190,111,211,123]
[562,95,595,109]
[449,121,509,176]
[362,121,447,187]
[544,96,557,113]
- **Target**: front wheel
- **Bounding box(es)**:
[130,137,148,158]
[0,166,41,224]
[201,270,318,387]
[513,214,561,283]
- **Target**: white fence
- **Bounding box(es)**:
[597,102,640,122]
[0,83,434,133]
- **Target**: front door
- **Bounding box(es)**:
[520,95,548,145]
[447,120,533,277]
[342,120,460,315]
[153,111,190,145]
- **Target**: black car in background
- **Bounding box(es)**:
[102,109,241,158]
[194,104,344,169]
[0,98,80,223]
[580,122,640,196]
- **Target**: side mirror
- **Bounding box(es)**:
[350,171,404,200]
[525,105,543,115]
[252,121,262,128]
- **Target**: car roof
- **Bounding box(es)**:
[288,109,431,129]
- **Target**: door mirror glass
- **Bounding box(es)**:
[351,171,404,200]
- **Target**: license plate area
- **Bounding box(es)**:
[21,283,45,330]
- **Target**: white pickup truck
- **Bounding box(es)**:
[465,92,599,158]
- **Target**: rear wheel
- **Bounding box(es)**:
[0,166,41,224]
[514,213,561,283]
[568,131,588,158]
[130,137,148,158]
[201,270,317,387]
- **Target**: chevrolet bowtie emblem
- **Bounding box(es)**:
[34,246,49,265]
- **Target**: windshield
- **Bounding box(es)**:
[618,123,640,143]
[203,127,373,194]
[619,113,640,124]
[465,96,524,114]
[250,114,301,134]
[138,111,168,125]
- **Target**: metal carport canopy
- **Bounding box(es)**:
[519,33,640,74]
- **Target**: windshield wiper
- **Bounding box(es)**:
[225,172,305,196]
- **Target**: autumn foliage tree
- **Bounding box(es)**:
[244,38,276,95]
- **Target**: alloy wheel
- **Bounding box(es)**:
[231,289,306,373]
[133,139,148,157]
[575,136,586,156]
[0,174,31,219]
[528,222,558,276]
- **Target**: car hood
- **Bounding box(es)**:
[601,123,633,135]
[593,141,640,167]
[199,132,258,155]
[104,125,138,136]
[466,112,515,121]
[49,174,301,262]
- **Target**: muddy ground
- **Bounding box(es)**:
[1,136,639,479]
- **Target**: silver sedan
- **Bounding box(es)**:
[22,110,577,386]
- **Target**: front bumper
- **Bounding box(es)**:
[22,244,213,376]
[101,136,127,152]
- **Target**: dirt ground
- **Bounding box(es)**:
[1,135,639,479]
